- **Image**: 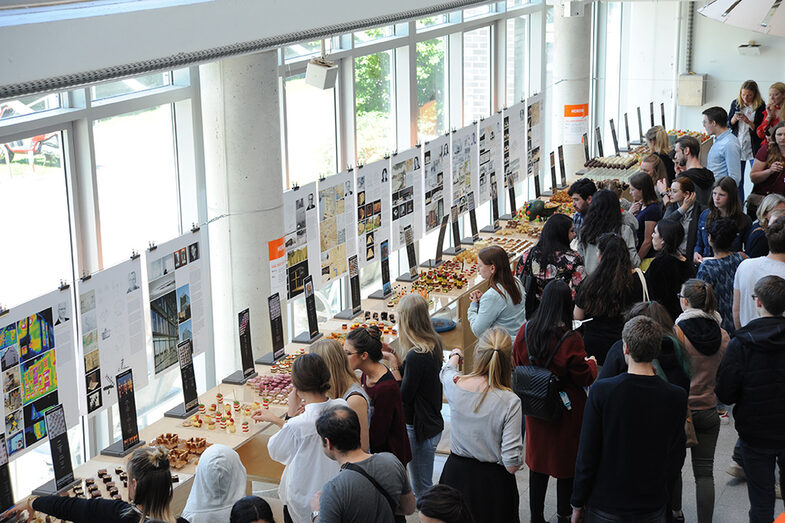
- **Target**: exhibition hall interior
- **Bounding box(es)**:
[2,0,785,521]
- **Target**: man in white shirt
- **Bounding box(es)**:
[733,211,785,329]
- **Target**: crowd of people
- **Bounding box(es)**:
[5,80,785,523]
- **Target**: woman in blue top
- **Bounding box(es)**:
[468,245,526,340]
[696,218,748,335]
[694,177,752,264]
[629,171,663,262]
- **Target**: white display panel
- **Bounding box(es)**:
[318,171,356,287]
[146,230,206,375]
[527,93,544,180]
[76,257,148,416]
[478,113,503,205]
[0,287,78,461]
[451,124,479,215]
[423,135,450,234]
[282,181,320,298]
[504,102,526,189]
[355,159,391,268]
[390,148,423,251]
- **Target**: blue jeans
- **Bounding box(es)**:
[739,439,785,523]
[406,425,441,499]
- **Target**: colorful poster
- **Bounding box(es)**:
[478,114,502,205]
[0,287,78,460]
[355,159,391,267]
[390,148,423,251]
[318,171,356,287]
[451,124,478,215]
[423,135,450,234]
[146,230,205,375]
[504,102,526,190]
[282,182,320,298]
[76,257,148,416]
[268,237,287,300]
[527,93,544,180]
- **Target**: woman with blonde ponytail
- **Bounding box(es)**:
[439,327,523,523]
[8,446,187,523]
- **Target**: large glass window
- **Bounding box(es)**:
[93,105,180,267]
[463,27,492,123]
[355,51,395,163]
[354,26,395,47]
[0,94,60,121]
[90,72,172,101]
[416,37,448,142]
[464,5,492,19]
[285,74,337,186]
[417,15,450,31]
[506,16,528,106]
[0,130,71,307]
[284,40,333,62]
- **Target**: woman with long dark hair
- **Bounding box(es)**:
[577,189,640,275]
[694,176,752,264]
[629,171,663,262]
[514,213,585,317]
[468,245,526,339]
[513,280,597,523]
[646,219,691,321]
[574,233,646,365]
[748,121,785,219]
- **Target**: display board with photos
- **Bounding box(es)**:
[423,135,450,234]
[282,181,320,299]
[147,230,205,375]
[318,171,356,287]
[504,102,526,190]
[527,93,544,179]
[355,159,391,267]
[390,148,423,252]
[477,114,502,205]
[451,124,479,215]
[0,287,79,460]
[77,257,148,416]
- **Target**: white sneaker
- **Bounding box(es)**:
[719,410,731,425]
[777,483,782,499]
[726,463,746,479]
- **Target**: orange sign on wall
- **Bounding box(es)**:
[564,104,589,118]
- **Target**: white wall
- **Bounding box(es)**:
[0,0,483,86]
[677,12,785,129]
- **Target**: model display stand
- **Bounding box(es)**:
[222,369,258,385]
[396,271,419,282]
[480,223,501,233]
[100,438,146,458]
[256,351,285,365]
[291,331,323,344]
[334,307,363,320]
[368,287,392,300]
[460,236,477,245]
[442,246,464,256]
[32,477,81,497]
[419,258,444,269]
[164,402,200,420]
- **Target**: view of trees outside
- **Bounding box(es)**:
[355,49,395,163]
[463,27,492,124]
[416,36,448,142]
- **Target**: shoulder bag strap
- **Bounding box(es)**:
[543,330,573,369]
[342,462,396,515]
[634,268,650,302]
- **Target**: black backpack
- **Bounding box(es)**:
[512,324,571,421]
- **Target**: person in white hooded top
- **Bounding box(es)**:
[181,444,248,523]
[253,353,347,523]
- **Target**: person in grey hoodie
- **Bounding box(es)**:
[716,275,785,523]
[674,279,729,523]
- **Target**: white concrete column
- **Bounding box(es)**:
[552,2,593,179]
[200,50,284,376]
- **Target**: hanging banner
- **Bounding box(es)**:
[390,148,423,251]
[504,102,526,190]
[527,93,544,180]
[423,135,450,234]
[267,237,287,300]
[0,286,78,460]
[451,124,478,215]
[478,114,502,205]
[318,171,356,287]
[146,230,205,375]
[282,181,320,298]
[355,159,391,268]
[563,103,589,145]
[76,257,148,416]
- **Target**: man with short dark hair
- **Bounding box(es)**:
[311,406,414,523]
[571,316,687,523]
[733,211,785,329]
[717,275,785,523]
[567,178,597,235]
[674,135,715,207]
[703,106,742,190]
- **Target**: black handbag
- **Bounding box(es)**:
[512,325,571,422]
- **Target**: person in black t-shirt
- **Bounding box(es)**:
[674,135,714,207]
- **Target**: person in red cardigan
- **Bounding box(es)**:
[512,280,597,523]
[755,82,785,140]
